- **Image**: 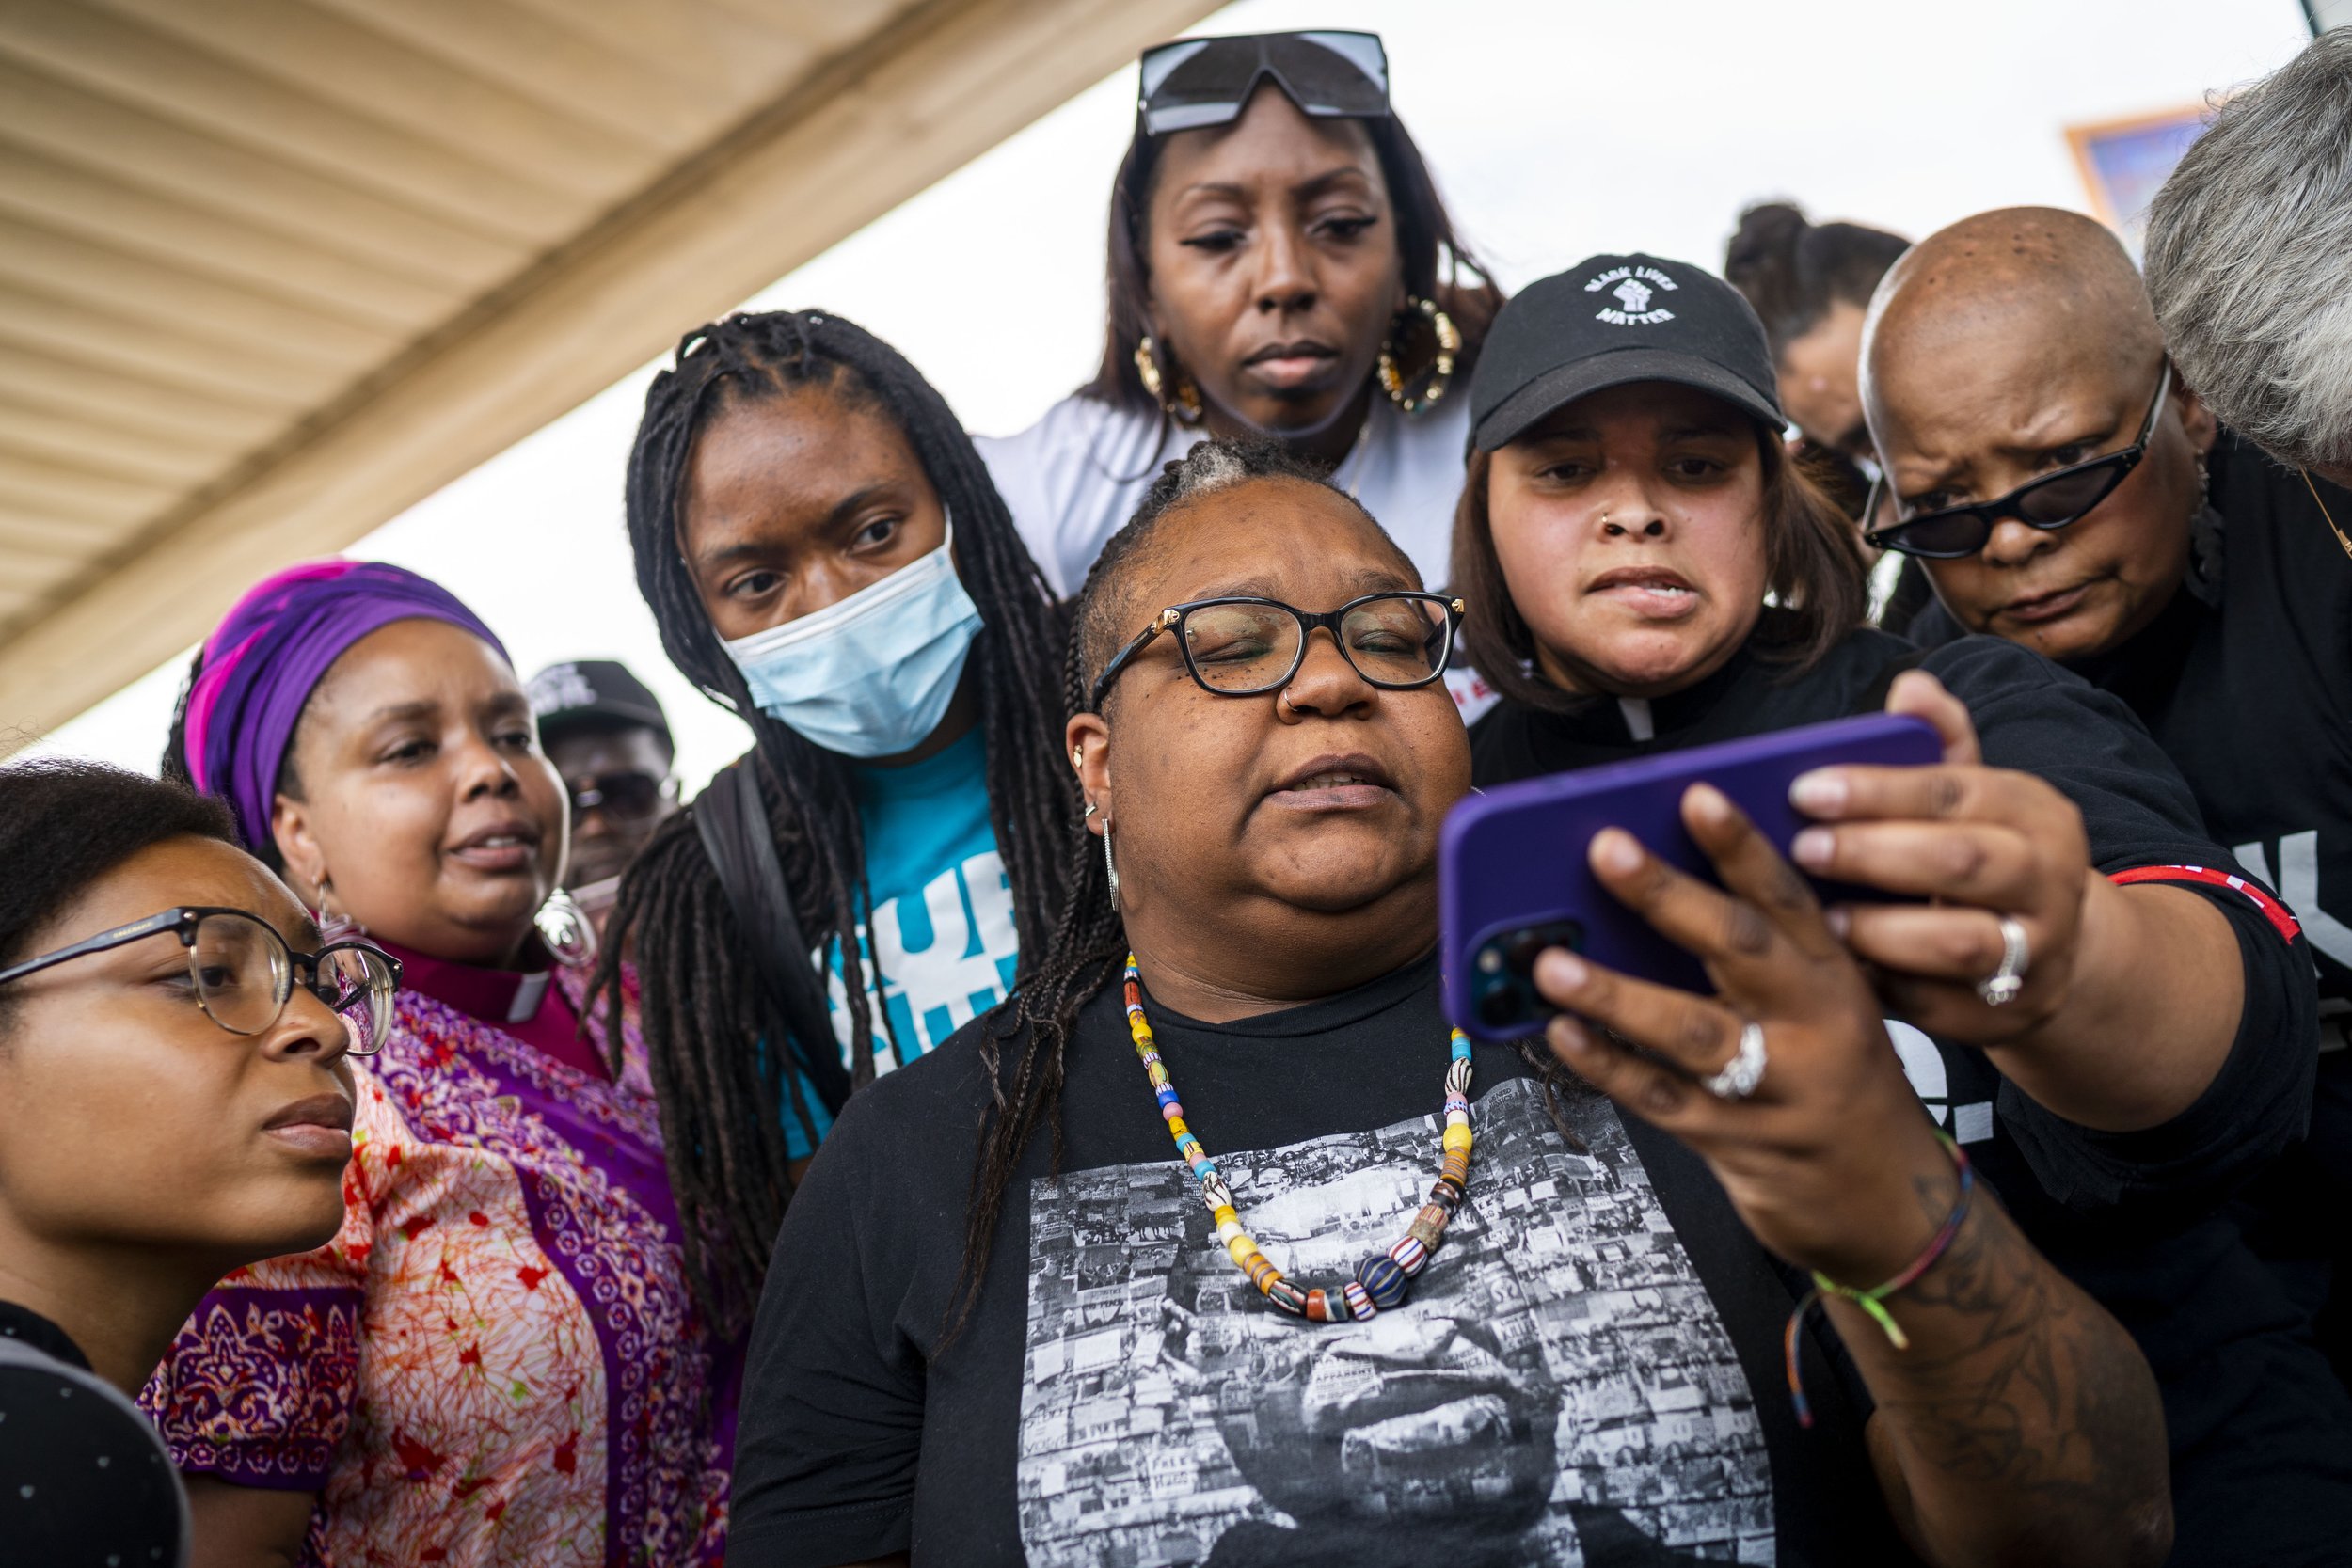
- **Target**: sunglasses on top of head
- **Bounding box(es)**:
[1136,30,1389,137]
[1863,360,2173,560]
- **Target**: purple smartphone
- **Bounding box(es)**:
[1440,712,1942,1040]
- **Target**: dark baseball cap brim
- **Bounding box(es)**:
[542,699,670,741]
[1472,347,1785,452]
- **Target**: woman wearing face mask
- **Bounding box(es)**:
[728,440,2174,1568]
[598,310,1074,1335]
[145,562,735,1567]
[977,29,1502,601]
[0,760,389,1568]
[1455,257,2352,1565]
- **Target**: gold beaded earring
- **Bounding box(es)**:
[1375,297,1462,414]
[1134,335,1204,426]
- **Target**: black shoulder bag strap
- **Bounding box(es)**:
[693,753,853,1117]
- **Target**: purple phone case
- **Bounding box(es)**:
[1440,712,1943,1039]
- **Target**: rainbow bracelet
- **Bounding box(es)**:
[1783,1133,1975,1428]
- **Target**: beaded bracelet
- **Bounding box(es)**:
[1782,1133,1975,1428]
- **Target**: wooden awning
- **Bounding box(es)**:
[0,0,1213,748]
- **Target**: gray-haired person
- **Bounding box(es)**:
[2146,29,2352,508]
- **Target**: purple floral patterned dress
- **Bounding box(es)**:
[142,961,735,1566]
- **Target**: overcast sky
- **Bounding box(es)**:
[26,0,2318,787]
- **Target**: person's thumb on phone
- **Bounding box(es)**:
[1885,669,1979,766]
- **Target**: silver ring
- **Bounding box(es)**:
[1977,915,2031,1006]
[1702,1021,1768,1101]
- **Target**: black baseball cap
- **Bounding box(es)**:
[527,659,672,750]
[1470,253,1784,452]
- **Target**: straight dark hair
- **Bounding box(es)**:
[1453,419,1868,711]
[1080,105,1502,420]
[596,309,1077,1331]
[1723,202,1908,361]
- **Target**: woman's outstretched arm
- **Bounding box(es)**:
[1533,783,2170,1568]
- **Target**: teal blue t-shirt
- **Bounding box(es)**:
[784,727,1015,1157]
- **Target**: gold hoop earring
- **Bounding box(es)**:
[1375,297,1462,414]
[1134,335,1204,426]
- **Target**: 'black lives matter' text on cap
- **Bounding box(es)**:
[1469,253,1785,451]
[527,659,673,750]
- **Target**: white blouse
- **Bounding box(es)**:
[977,391,1474,599]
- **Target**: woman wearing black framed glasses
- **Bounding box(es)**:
[0,761,372,1568]
[977,29,1503,609]
[728,438,2175,1568]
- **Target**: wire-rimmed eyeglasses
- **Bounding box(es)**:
[0,906,401,1055]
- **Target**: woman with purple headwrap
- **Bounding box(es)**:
[145,560,735,1566]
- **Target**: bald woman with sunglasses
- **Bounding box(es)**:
[1867,207,2352,1430]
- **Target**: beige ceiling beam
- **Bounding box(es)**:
[0,143,470,327]
[0,402,218,488]
[0,56,517,303]
[0,0,1217,748]
[0,345,286,447]
[497,0,818,99]
[0,1,573,237]
[0,216,404,363]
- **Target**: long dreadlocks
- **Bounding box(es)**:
[946,438,1590,1340]
[596,310,1075,1331]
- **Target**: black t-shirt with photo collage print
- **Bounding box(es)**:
[730,952,1920,1568]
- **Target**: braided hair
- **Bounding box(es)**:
[596,309,1075,1329]
[946,438,1588,1339]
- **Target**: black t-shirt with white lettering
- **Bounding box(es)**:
[1469,623,2352,1567]
[730,955,1918,1568]
[1911,444,2352,1366]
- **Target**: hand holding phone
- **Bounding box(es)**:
[1440,712,1941,1041]
[1525,780,1956,1288]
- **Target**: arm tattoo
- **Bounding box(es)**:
[1855,1176,2169,1562]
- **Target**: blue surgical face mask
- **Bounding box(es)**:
[720,515,984,759]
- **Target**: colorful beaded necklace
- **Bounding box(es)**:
[1122,953,1474,1323]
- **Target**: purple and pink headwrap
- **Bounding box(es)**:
[183,560,509,853]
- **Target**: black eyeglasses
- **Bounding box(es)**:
[568,770,677,823]
[0,906,401,1055]
[1089,592,1463,712]
[1137,31,1389,137]
[1863,361,2173,560]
